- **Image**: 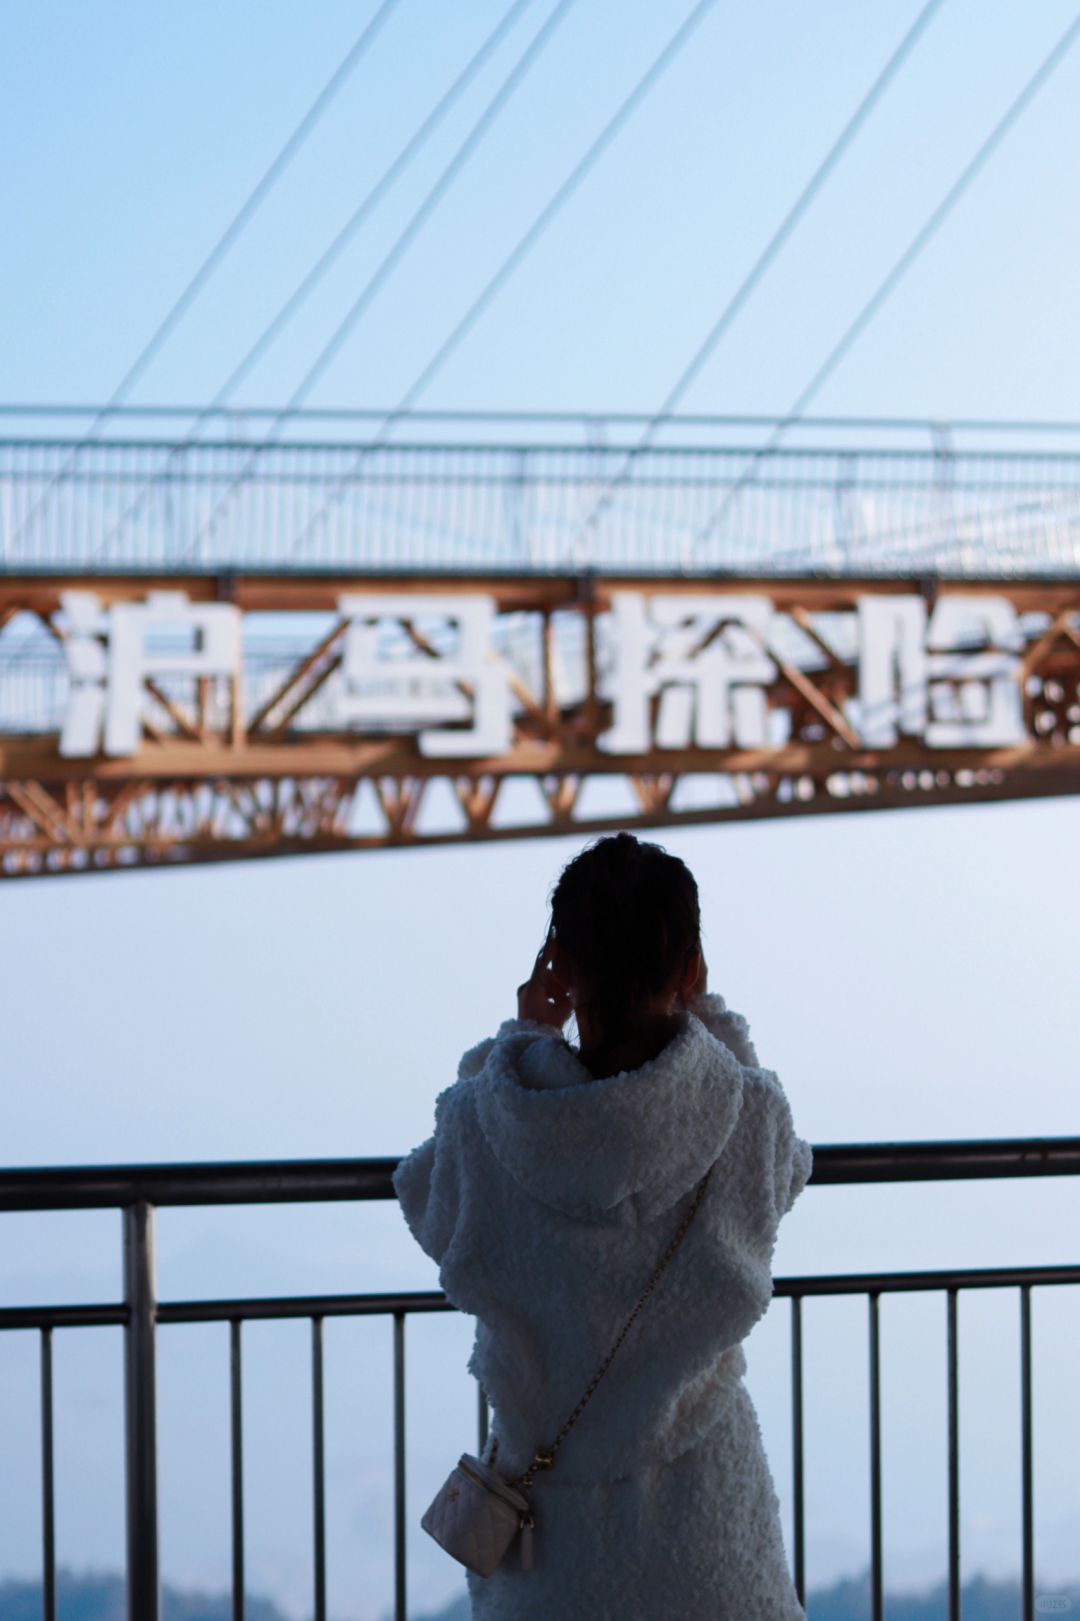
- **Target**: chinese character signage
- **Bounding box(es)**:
[335,594,512,757]
[59,591,242,757]
[54,588,1031,759]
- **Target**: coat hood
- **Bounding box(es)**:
[471,1012,746,1223]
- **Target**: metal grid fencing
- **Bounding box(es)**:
[4,433,1080,576]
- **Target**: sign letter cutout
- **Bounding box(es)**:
[598,593,777,753]
[58,590,241,757]
[335,594,512,757]
[856,594,1024,748]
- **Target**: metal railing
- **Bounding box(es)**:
[1,1137,1078,1621]
[5,410,1080,576]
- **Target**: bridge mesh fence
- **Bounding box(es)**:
[3,436,1080,575]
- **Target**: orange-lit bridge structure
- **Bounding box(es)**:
[2,407,1080,877]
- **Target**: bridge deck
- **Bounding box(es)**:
[4,411,1080,577]
[2,414,1079,875]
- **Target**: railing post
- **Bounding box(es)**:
[868,1290,883,1621]
[124,1200,160,1621]
[312,1315,327,1621]
[789,1294,805,1606]
[393,1311,406,1621]
[1019,1284,1034,1621]
[477,1379,489,1457]
[946,1288,960,1621]
[40,1326,56,1621]
[230,1319,245,1621]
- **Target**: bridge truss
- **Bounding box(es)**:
[2,412,1079,877]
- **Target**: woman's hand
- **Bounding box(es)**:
[517,936,573,1029]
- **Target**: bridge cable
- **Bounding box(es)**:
[73,0,538,577]
[8,0,403,562]
[570,0,947,554]
[688,3,1080,561]
[204,0,539,411]
[283,0,720,563]
[170,0,581,562]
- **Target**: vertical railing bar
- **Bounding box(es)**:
[946,1288,960,1621]
[230,1319,245,1621]
[868,1290,883,1621]
[477,1380,489,1458]
[123,1200,160,1621]
[790,1293,805,1606]
[312,1315,327,1621]
[40,1325,56,1621]
[1020,1284,1034,1621]
[393,1311,406,1621]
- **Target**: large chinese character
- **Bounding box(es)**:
[335,594,512,758]
[856,594,1024,748]
[856,597,928,747]
[924,597,1025,747]
[598,593,777,754]
[58,590,241,757]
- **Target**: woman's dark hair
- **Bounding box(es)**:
[548,832,701,1046]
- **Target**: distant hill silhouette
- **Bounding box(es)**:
[795,1568,1079,1620]
[0,1568,288,1621]
[2,1565,1077,1619]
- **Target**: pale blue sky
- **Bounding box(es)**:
[5,0,1080,419]
[2,3,1080,1616]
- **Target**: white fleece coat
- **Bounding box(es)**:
[393,993,813,1621]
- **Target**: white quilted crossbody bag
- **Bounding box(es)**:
[421,1162,714,1579]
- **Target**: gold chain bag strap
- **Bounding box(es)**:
[420,1162,715,1579]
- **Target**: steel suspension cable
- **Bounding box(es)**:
[283,0,719,563]
[180,0,581,561]
[9,0,403,559]
[208,0,537,408]
[571,0,947,552]
[101,0,405,410]
[689,4,1080,560]
[75,0,536,575]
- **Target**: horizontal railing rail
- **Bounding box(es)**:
[5,429,1080,575]
[1,1138,1077,1621]
[4,1135,1080,1210]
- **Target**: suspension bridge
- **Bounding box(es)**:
[5,0,1080,880]
[1,406,1078,877]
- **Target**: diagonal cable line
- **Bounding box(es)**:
[178,0,581,562]
[9,0,403,561]
[267,0,579,417]
[688,4,1080,561]
[207,0,537,408]
[73,0,536,575]
[100,0,405,410]
[282,0,720,563]
[570,0,947,551]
